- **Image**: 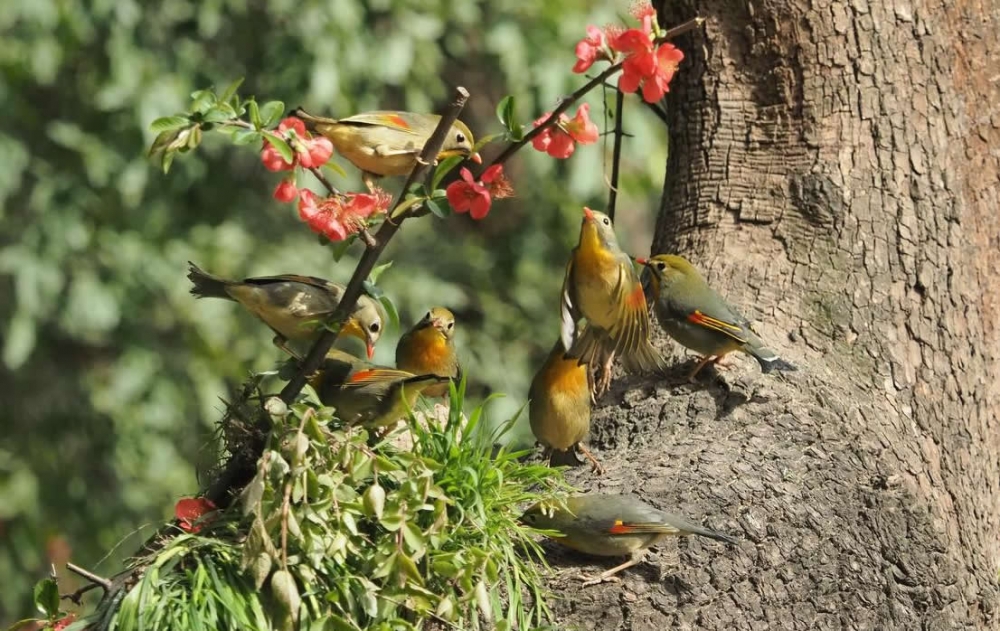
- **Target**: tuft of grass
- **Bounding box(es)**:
[76,376,570,631]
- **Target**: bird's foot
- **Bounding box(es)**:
[578,571,621,587]
[577,443,605,476]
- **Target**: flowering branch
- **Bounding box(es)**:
[482,15,703,173]
[304,166,377,247]
[276,86,471,404]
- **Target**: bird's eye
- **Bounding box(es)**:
[369,322,381,333]
[602,217,611,226]
[425,311,432,321]
[447,321,454,330]
[656,262,666,271]
[456,132,466,143]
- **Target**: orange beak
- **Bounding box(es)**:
[634,257,648,265]
[469,152,482,164]
[583,207,595,221]
[366,342,375,359]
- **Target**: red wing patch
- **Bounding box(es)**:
[349,369,378,383]
[625,283,646,309]
[387,114,410,129]
[607,520,634,535]
[687,310,745,339]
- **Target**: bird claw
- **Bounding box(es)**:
[578,572,621,587]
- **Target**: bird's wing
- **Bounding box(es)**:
[607,259,652,356]
[559,257,582,352]
[345,368,414,387]
[337,112,422,135]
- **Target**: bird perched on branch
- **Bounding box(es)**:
[637,254,797,382]
[311,349,447,430]
[560,207,666,398]
[187,262,384,359]
[395,307,460,398]
[528,337,603,473]
[520,494,737,586]
[293,108,481,190]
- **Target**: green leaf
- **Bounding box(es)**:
[148,129,182,157]
[473,132,503,152]
[367,262,393,285]
[496,95,516,131]
[219,77,245,103]
[247,100,262,129]
[160,149,176,174]
[149,116,191,134]
[327,238,354,261]
[202,108,236,124]
[430,155,464,190]
[259,101,285,129]
[361,280,384,299]
[322,161,348,179]
[270,570,301,619]
[425,198,449,218]
[231,129,262,146]
[190,89,217,114]
[378,295,399,331]
[362,483,386,519]
[187,126,203,150]
[262,132,293,163]
[33,578,59,617]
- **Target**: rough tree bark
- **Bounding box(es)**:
[549,0,999,629]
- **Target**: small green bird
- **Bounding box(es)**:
[395,307,460,398]
[293,108,480,190]
[638,254,797,381]
[528,337,603,473]
[520,494,737,585]
[310,349,448,429]
[561,207,666,398]
[187,262,384,359]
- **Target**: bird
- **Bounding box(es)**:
[560,207,665,398]
[637,254,798,382]
[187,262,384,359]
[528,337,603,473]
[520,494,738,586]
[394,307,460,398]
[293,108,481,190]
[310,349,448,430]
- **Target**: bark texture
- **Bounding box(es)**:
[549,0,1000,628]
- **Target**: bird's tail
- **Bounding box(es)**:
[687,523,740,545]
[187,262,234,300]
[619,339,668,375]
[566,325,610,369]
[403,374,452,394]
[292,107,338,130]
[745,343,797,374]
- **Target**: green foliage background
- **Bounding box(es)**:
[0,0,667,622]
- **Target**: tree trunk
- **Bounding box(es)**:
[551,0,1000,628]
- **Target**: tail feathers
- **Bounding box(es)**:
[619,340,668,375]
[749,347,798,374]
[292,107,336,129]
[566,326,608,369]
[187,262,234,300]
[404,374,452,390]
[688,524,740,545]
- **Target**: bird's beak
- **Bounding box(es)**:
[366,342,375,359]
[634,257,648,265]
[583,206,595,221]
[469,152,482,164]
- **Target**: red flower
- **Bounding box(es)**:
[273,177,298,203]
[446,168,492,219]
[618,42,684,103]
[563,103,599,144]
[296,136,334,168]
[175,497,217,533]
[261,142,293,172]
[297,188,389,241]
[573,26,607,74]
[261,116,335,172]
[609,27,653,55]
[481,165,514,200]
[530,104,599,159]
[629,1,657,33]
[52,614,76,631]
